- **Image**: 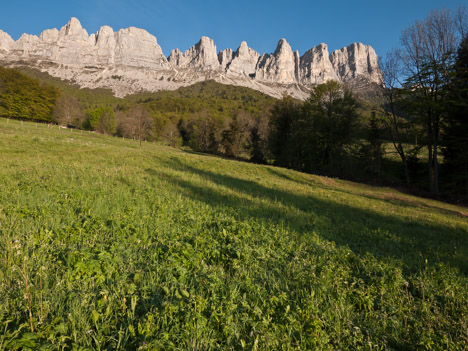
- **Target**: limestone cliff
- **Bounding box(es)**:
[330,42,382,85]
[254,39,298,84]
[0,18,383,99]
[225,41,259,78]
[300,43,339,85]
[169,36,219,70]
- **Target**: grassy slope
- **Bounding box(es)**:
[0,118,467,350]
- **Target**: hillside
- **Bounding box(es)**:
[0,118,467,350]
[12,67,276,118]
[0,67,58,121]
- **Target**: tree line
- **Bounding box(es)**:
[266,7,468,198]
[380,7,468,197]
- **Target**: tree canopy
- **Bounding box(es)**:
[0,67,58,121]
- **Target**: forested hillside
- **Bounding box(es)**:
[0,67,58,121]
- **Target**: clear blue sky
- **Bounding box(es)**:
[0,0,465,59]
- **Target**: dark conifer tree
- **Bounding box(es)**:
[442,34,468,196]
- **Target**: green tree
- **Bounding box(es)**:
[160,121,182,148]
[442,33,468,196]
[362,112,384,181]
[87,106,117,135]
[189,111,220,153]
[267,83,358,175]
[302,81,359,174]
[268,95,301,169]
[221,111,251,158]
[0,67,58,122]
[249,123,266,164]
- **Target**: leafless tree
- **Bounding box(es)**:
[400,7,467,194]
[118,105,154,146]
[160,121,182,148]
[53,94,83,127]
[380,49,411,186]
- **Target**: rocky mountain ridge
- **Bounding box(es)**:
[0,18,383,99]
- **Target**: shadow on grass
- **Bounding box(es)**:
[151,158,468,275]
[265,163,468,218]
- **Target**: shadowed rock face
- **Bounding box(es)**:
[0,18,382,99]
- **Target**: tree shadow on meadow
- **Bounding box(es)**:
[150,157,468,275]
[265,167,468,219]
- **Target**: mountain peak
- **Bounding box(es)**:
[277,38,290,47]
[0,30,14,51]
[64,17,84,34]
[199,36,214,45]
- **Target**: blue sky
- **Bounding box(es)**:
[0,0,465,59]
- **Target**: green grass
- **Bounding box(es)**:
[0,118,467,350]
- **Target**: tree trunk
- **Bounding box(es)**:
[433,122,440,195]
[430,146,439,195]
[465,160,468,198]
[427,110,435,194]
[138,115,142,147]
[401,149,411,186]
[387,116,411,186]
[328,115,333,173]
[377,146,381,183]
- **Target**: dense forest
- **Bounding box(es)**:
[0,8,467,200]
[0,67,58,121]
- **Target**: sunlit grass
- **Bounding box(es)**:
[0,118,467,350]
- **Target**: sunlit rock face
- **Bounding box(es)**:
[330,42,382,84]
[0,30,15,57]
[218,48,233,69]
[300,43,339,85]
[0,18,382,99]
[169,36,220,70]
[113,26,169,69]
[6,18,169,69]
[225,41,259,77]
[254,39,298,84]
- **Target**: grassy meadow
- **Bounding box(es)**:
[0,118,467,350]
